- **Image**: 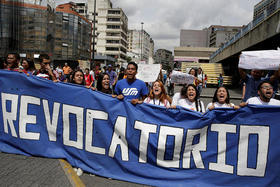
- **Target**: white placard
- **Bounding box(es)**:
[171,70,195,85]
[136,64,161,82]
[239,50,280,70]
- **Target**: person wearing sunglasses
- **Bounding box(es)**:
[34,54,57,81]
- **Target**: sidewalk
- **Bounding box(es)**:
[0,152,84,186]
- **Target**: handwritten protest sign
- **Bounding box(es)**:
[239,50,280,70]
[171,70,195,84]
[136,64,161,82]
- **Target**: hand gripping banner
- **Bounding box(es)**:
[0,70,280,186]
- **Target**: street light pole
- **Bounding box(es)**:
[92,0,97,68]
[140,22,144,61]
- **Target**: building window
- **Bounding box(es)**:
[107,25,120,29]
[107,18,120,22]
[108,10,121,14]
[106,40,119,44]
[106,32,120,36]
[106,47,119,51]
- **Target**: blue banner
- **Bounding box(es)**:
[0,70,280,186]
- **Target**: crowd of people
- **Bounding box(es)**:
[1,52,280,176]
[1,52,280,115]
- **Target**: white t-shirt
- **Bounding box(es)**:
[246,97,280,105]
[197,73,204,86]
[144,97,170,107]
[177,98,205,113]
[206,102,234,110]
[172,92,181,106]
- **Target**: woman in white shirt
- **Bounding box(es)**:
[207,86,239,110]
[172,85,187,105]
[144,80,172,107]
[177,84,205,113]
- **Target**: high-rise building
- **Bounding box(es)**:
[180,25,243,48]
[0,0,56,58]
[75,2,88,18]
[0,0,91,61]
[180,29,208,47]
[208,25,243,48]
[87,0,112,57]
[127,29,153,63]
[55,3,91,61]
[154,49,173,70]
[95,8,128,64]
[87,0,128,65]
[253,0,277,20]
[148,38,155,64]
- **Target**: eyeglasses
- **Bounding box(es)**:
[261,86,273,90]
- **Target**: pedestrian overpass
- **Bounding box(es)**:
[210,2,280,85]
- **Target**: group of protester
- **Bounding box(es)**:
[1,52,280,177]
[1,52,280,115]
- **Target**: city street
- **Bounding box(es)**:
[1,0,278,186]
[0,87,243,187]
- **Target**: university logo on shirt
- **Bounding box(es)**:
[122,88,138,96]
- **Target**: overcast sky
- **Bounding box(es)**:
[59,0,261,51]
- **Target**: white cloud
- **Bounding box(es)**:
[59,0,261,51]
[111,0,260,51]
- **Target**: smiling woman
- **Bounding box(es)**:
[97,73,112,94]
[144,80,171,107]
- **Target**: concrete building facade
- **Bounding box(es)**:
[55,3,91,61]
[75,2,88,18]
[180,29,208,47]
[95,8,128,64]
[127,29,153,63]
[154,49,173,70]
[208,25,243,48]
[180,25,243,48]
[86,0,128,65]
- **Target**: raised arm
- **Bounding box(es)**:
[238,68,247,80]
[269,66,280,83]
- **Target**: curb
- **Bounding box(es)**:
[59,159,85,187]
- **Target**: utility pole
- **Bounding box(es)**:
[140,22,144,61]
[92,0,97,68]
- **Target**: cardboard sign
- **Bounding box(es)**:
[239,50,280,70]
[136,64,161,82]
[171,70,195,84]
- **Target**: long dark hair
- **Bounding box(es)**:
[188,68,197,77]
[70,69,85,85]
[186,84,202,112]
[97,73,112,94]
[212,86,230,104]
[180,84,188,99]
[20,58,36,71]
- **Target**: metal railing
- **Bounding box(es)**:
[210,0,280,60]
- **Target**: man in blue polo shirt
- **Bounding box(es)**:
[115,62,148,102]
